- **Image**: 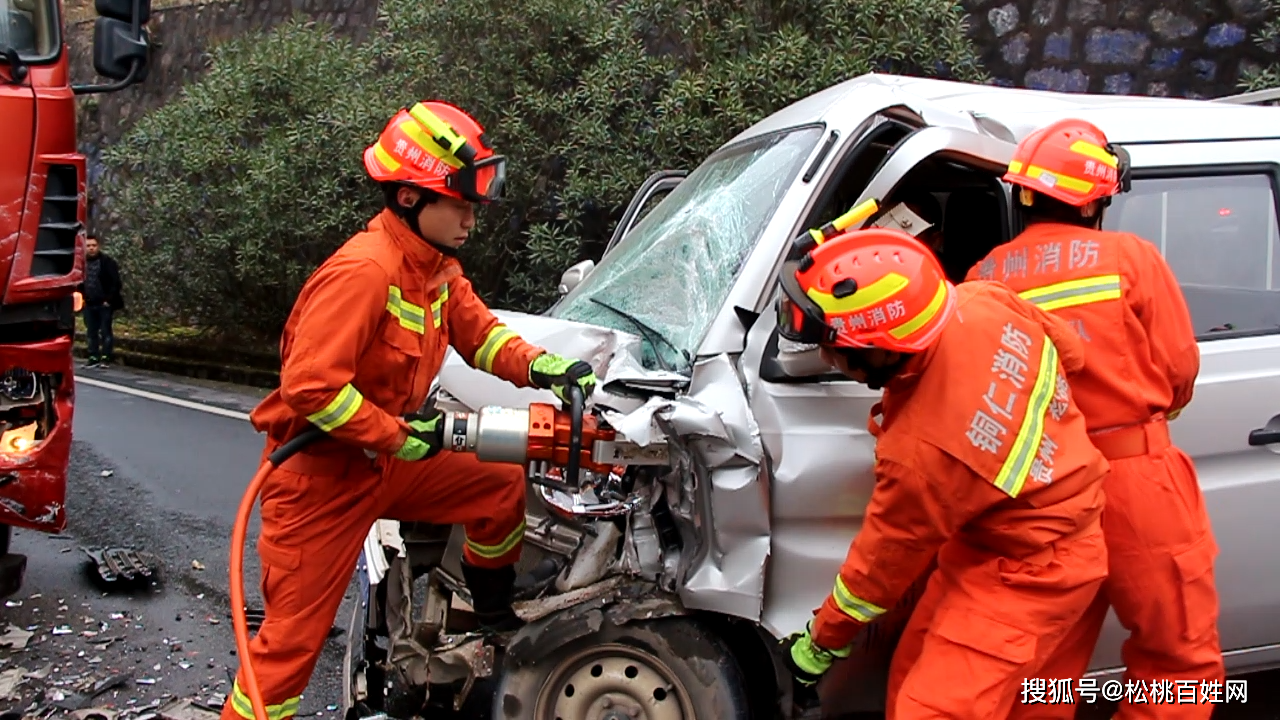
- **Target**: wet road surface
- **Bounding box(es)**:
[2,365,353,719]
[1,365,1277,719]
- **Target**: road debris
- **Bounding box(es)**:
[83,547,160,586]
[0,666,27,700]
[189,561,204,572]
[0,624,33,649]
[100,470,113,478]
[156,697,220,720]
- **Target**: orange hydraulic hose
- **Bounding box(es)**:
[231,426,325,720]
[230,459,273,720]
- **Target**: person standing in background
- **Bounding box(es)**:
[78,236,124,368]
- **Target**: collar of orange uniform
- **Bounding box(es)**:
[372,208,464,287]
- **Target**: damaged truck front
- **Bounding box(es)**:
[1,0,151,596]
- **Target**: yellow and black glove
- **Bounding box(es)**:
[394,410,445,461]
[781,621,851,687]
[529,353,597,404]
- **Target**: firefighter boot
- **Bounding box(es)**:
[460,562,524,634]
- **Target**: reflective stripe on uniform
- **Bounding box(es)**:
[387,286,427,334]
[431,283,449,329]
[993,340,1059,498]
[1018,274,1121,312]
[473,325,518,373]
[465,518,526,560]
[306,383,363,432]
[229,680,300,720]
[831,574,887,623]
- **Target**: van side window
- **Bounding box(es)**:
[1101,173,1280,339]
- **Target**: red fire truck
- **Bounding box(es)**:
[0,0,150,596]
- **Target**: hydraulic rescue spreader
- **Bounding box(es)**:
[229,386,609,720]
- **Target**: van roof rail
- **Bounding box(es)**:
[1212,87,1280,106]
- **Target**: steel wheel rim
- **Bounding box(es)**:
[534,642,695,720]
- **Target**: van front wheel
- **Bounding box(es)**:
[493,617,750,720]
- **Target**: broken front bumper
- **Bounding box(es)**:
[0,336,73,534]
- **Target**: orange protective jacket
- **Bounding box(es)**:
[810,281,1110,651]
[966,224,1199,430]
[251,209,546,454]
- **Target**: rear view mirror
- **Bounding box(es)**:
[558,259,595,296]
[91,0,151,82]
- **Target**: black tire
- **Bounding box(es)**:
[492,616,750,720]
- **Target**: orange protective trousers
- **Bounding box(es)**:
[1023,417,1224,720]
[883,528,1108,720]
[219,445,526,720]
[968,223,1225,718]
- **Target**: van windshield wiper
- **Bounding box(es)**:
[1,48,29,84]
[588,297,688,372]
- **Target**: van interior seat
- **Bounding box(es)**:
[942,187,1004,282]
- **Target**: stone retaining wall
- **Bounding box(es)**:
[962,0,1275,97]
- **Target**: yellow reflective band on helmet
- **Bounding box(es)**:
[306,383,363,433]
[474,325,518,373]
[832,575,887,623]
[1017,164,1094,194]
[806,272,909,314]
[1069,140,1118,168]
[993,340,1059,498]
[407,104,468,169]
[431,283,449,329]
[889,280,948,340]
[1018,275,1121,312]
[466,518,526,560]
[398,120,461,169]
[229,680,300,720]
[374,143,402,172]
[386,286,427,334]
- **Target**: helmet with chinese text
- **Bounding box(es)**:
[1004,118,1131,208]
[776,227,957,353]
[363,101,506,204]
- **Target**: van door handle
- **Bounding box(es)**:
[1249,428,1280,446]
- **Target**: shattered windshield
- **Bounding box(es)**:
[551,125,824,372]
[1,0,59,62]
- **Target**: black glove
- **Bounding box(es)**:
[529,353,597,404]
[780,624,847,713]
[394,409,445,461]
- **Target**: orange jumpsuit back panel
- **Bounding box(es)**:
[810,281,1111,720]
[222,209,546,720]
[969,224,1223,719]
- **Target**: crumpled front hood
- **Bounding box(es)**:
[436,310,690,415]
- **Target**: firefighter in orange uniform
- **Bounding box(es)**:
[220,101,598,720]
[967,118,1224,718]
[775,227,1111,719]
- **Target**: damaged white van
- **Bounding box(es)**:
[342,74,1280,720]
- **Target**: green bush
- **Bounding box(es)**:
[1240,0,1280,91]
[103,0,986,341]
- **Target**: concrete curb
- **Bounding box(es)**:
[74,331,281,389]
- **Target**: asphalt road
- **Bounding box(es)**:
[1,364,1277,719]
[2,365,354,719]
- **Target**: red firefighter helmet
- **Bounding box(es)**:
[1004,118,1131,207]
[776,227,956,353]
[363,100,506,203]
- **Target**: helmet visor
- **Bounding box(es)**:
[776,263,836,345]
[448,154,507,203]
